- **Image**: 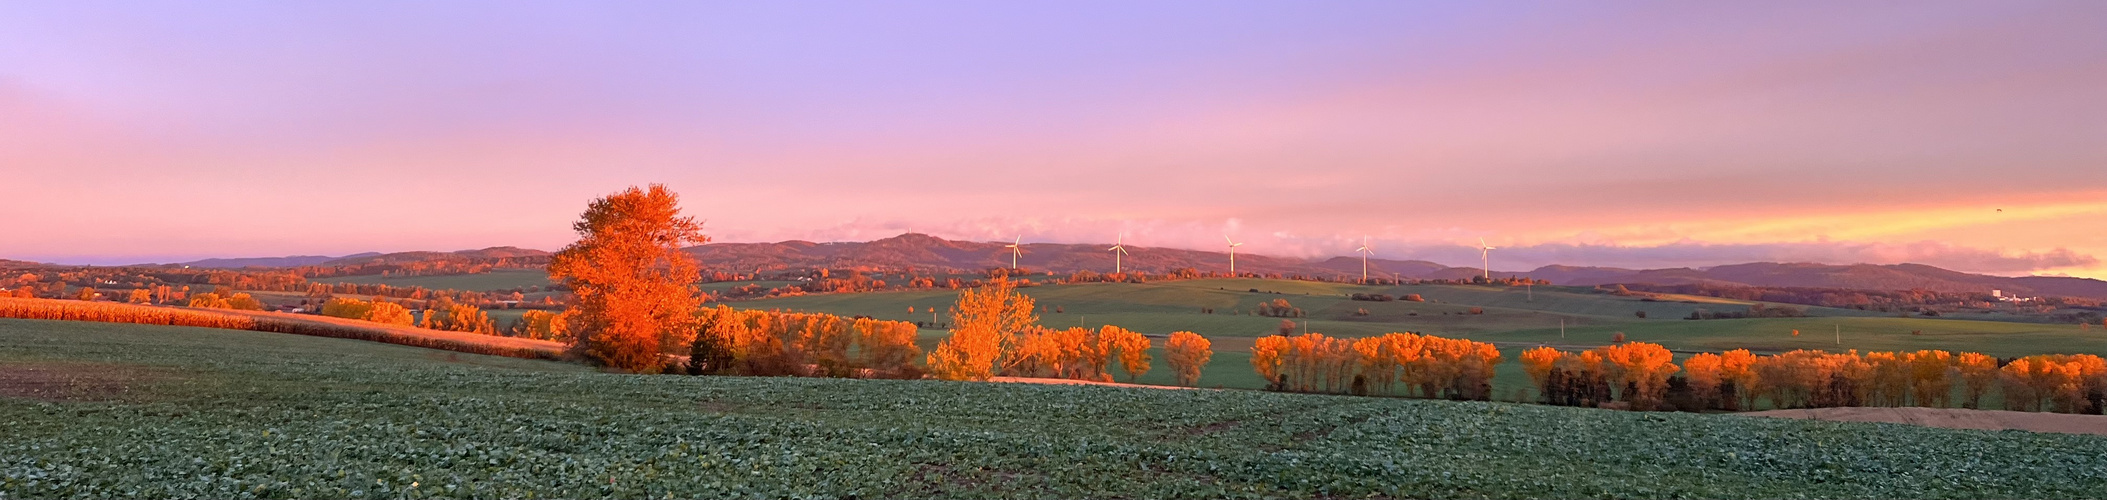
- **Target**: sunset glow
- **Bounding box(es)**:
[4,2,2103,277]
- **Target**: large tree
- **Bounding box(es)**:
[926,272,1036,381]
[549,184,707,372]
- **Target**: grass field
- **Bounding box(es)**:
[4,318,2104,499]
[312,269,552,291]
[740,279,1894,340]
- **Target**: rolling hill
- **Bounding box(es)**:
[1537,262,2107,299]
[73,235,2107,299]
[320,247,549,266]
[683,234,2107,299]
[180,253,382,268]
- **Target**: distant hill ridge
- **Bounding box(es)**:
[683,234,2107,299]
[93,235,2107,299]
[180,253,382,269]
[179,247,548,268]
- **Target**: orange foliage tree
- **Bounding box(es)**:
[1598,342,1678,410]
[1520,346,1563,398]
[2001,354,2107,413]
[1955,352,2000,409]
[1906,350,1954,408]
[1528,343,1678,410]
[1164,331,1212,386]
[419,296,496,334]
[926,273,1036,381]
[1719,349,1758,410]
[1251,335,1289,387]
[187,292,263,311]
[1250,332,1499,399]
[691,306,923,378]
[1681,352,1724,410]
[548,184,707,373]
[1103,325,1152,382]
[320,297,415,326]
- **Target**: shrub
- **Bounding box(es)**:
[320,297,415,326]
[1256,299,1304,318]
[1165,332,1212,386]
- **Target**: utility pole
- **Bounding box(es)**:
[1560,318,1565,339]
[1835,324,1840,345]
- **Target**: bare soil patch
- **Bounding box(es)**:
[1742,407,2107,436]
[0,362,181,402]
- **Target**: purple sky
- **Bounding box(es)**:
[4,2,2105,277]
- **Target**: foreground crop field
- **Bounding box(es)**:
[4,319,2105,499]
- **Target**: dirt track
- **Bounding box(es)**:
[213,308,568,354]
[991,376,1195,390]
[1741,407,2107,436]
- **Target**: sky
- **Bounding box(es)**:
[3,1,2104,277]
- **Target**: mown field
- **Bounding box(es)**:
[4,318,2105,499]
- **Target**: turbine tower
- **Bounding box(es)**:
[1006,236,1022,270]
[1478,237,1496,282]
[1225,235,1244,276]
[1356,236,1373,284]
[1108,234,1129,274]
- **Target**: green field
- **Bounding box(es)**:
[4,318,2104,499]
[739,278,1901,339]
[313,269,553,291]
[732,278,2104,392]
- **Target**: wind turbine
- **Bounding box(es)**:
[1108,234,1129,274]
[1356,236,1373,284]
[1005,236,1023,270]
[1225,235,1244,276]
[1478,237,1496,282]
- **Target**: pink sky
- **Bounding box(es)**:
[3,2,2104,277]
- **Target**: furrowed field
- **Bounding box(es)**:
[5,318,2105,499]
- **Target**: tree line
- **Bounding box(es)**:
[1250,332,1503,399]
[1522,343,2107,414]
[920,273,1215,385]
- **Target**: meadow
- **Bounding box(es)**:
[4,318,2104,499]
[742,278,1892,340]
